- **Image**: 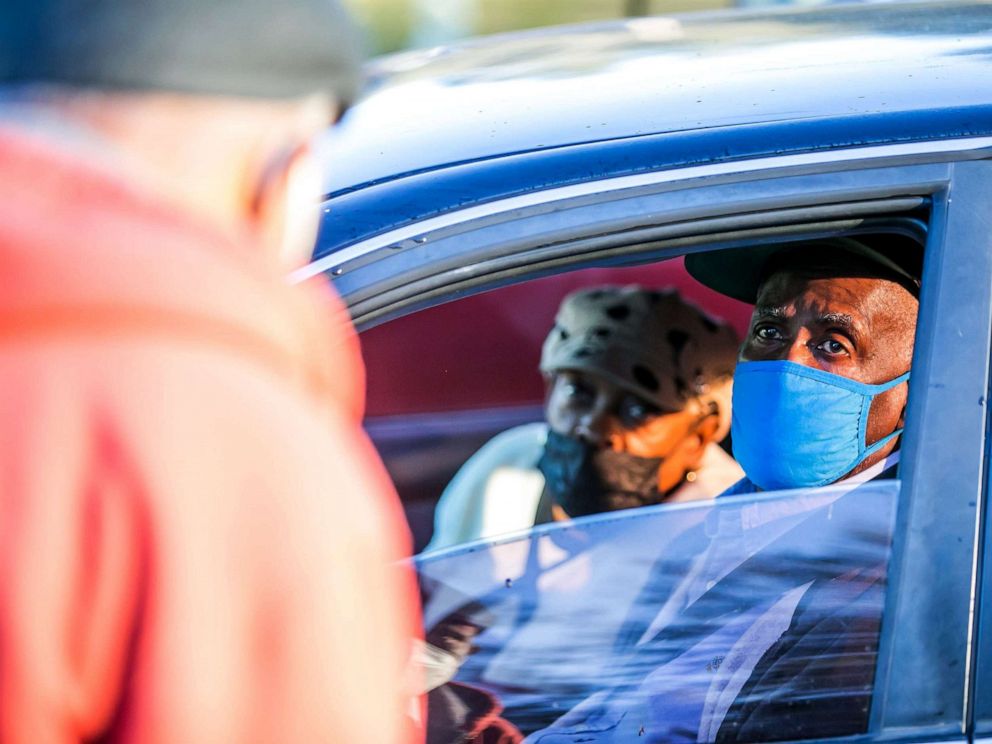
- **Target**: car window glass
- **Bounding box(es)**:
[361,258,752,552]
[417,480,899,742]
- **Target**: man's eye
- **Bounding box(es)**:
[754,325,782,342]
[816,339,847,355]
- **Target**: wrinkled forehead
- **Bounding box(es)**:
[754,259,920,364]
[753,272,883,335]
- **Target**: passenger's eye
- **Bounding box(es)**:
[619,396,660,426]
[753,325,782,342]
[625,401,647,421]
[562,380,594,403]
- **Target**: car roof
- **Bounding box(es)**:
[314,1,992,258]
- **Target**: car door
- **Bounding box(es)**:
[954,161,992,744]
[304,139,992,741]
[417,479,900,742]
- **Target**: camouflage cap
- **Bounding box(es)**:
[541,286,739,416]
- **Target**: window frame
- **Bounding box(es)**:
[307,142,992,741]
[869,160,992,741]
[948,159,992,741]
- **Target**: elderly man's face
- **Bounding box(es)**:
[740,268,918,476]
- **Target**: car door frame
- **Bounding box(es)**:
[951,157,992,744]
[303,139,992,742]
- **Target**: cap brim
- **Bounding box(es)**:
[684,235,923,304]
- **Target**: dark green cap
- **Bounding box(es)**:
[0,0,363,106]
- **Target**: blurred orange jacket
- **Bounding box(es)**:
[0,126,421,743]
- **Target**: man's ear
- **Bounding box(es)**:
[249,143,294,216]
[248,142,320,268]
[246,93,335,225]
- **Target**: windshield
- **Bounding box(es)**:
[415,479,898,742]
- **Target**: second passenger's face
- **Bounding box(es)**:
[544,369,708,495]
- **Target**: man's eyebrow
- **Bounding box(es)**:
[818,312,855,329]
[753,307,863,336]
[753,305,788,320]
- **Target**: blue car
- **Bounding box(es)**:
[303,3,992,742]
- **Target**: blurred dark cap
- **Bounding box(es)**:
[0,0,364,106]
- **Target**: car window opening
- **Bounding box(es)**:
[367,223,926,743]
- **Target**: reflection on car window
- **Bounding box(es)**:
[425,285,743,554]
[361,261,753,553]
[416,480,898,743]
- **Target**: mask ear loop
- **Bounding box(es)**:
[832,371,907,487]
[856,371,911,467]
[861,427,904,460]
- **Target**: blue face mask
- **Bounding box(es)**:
[731,360,910,491]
